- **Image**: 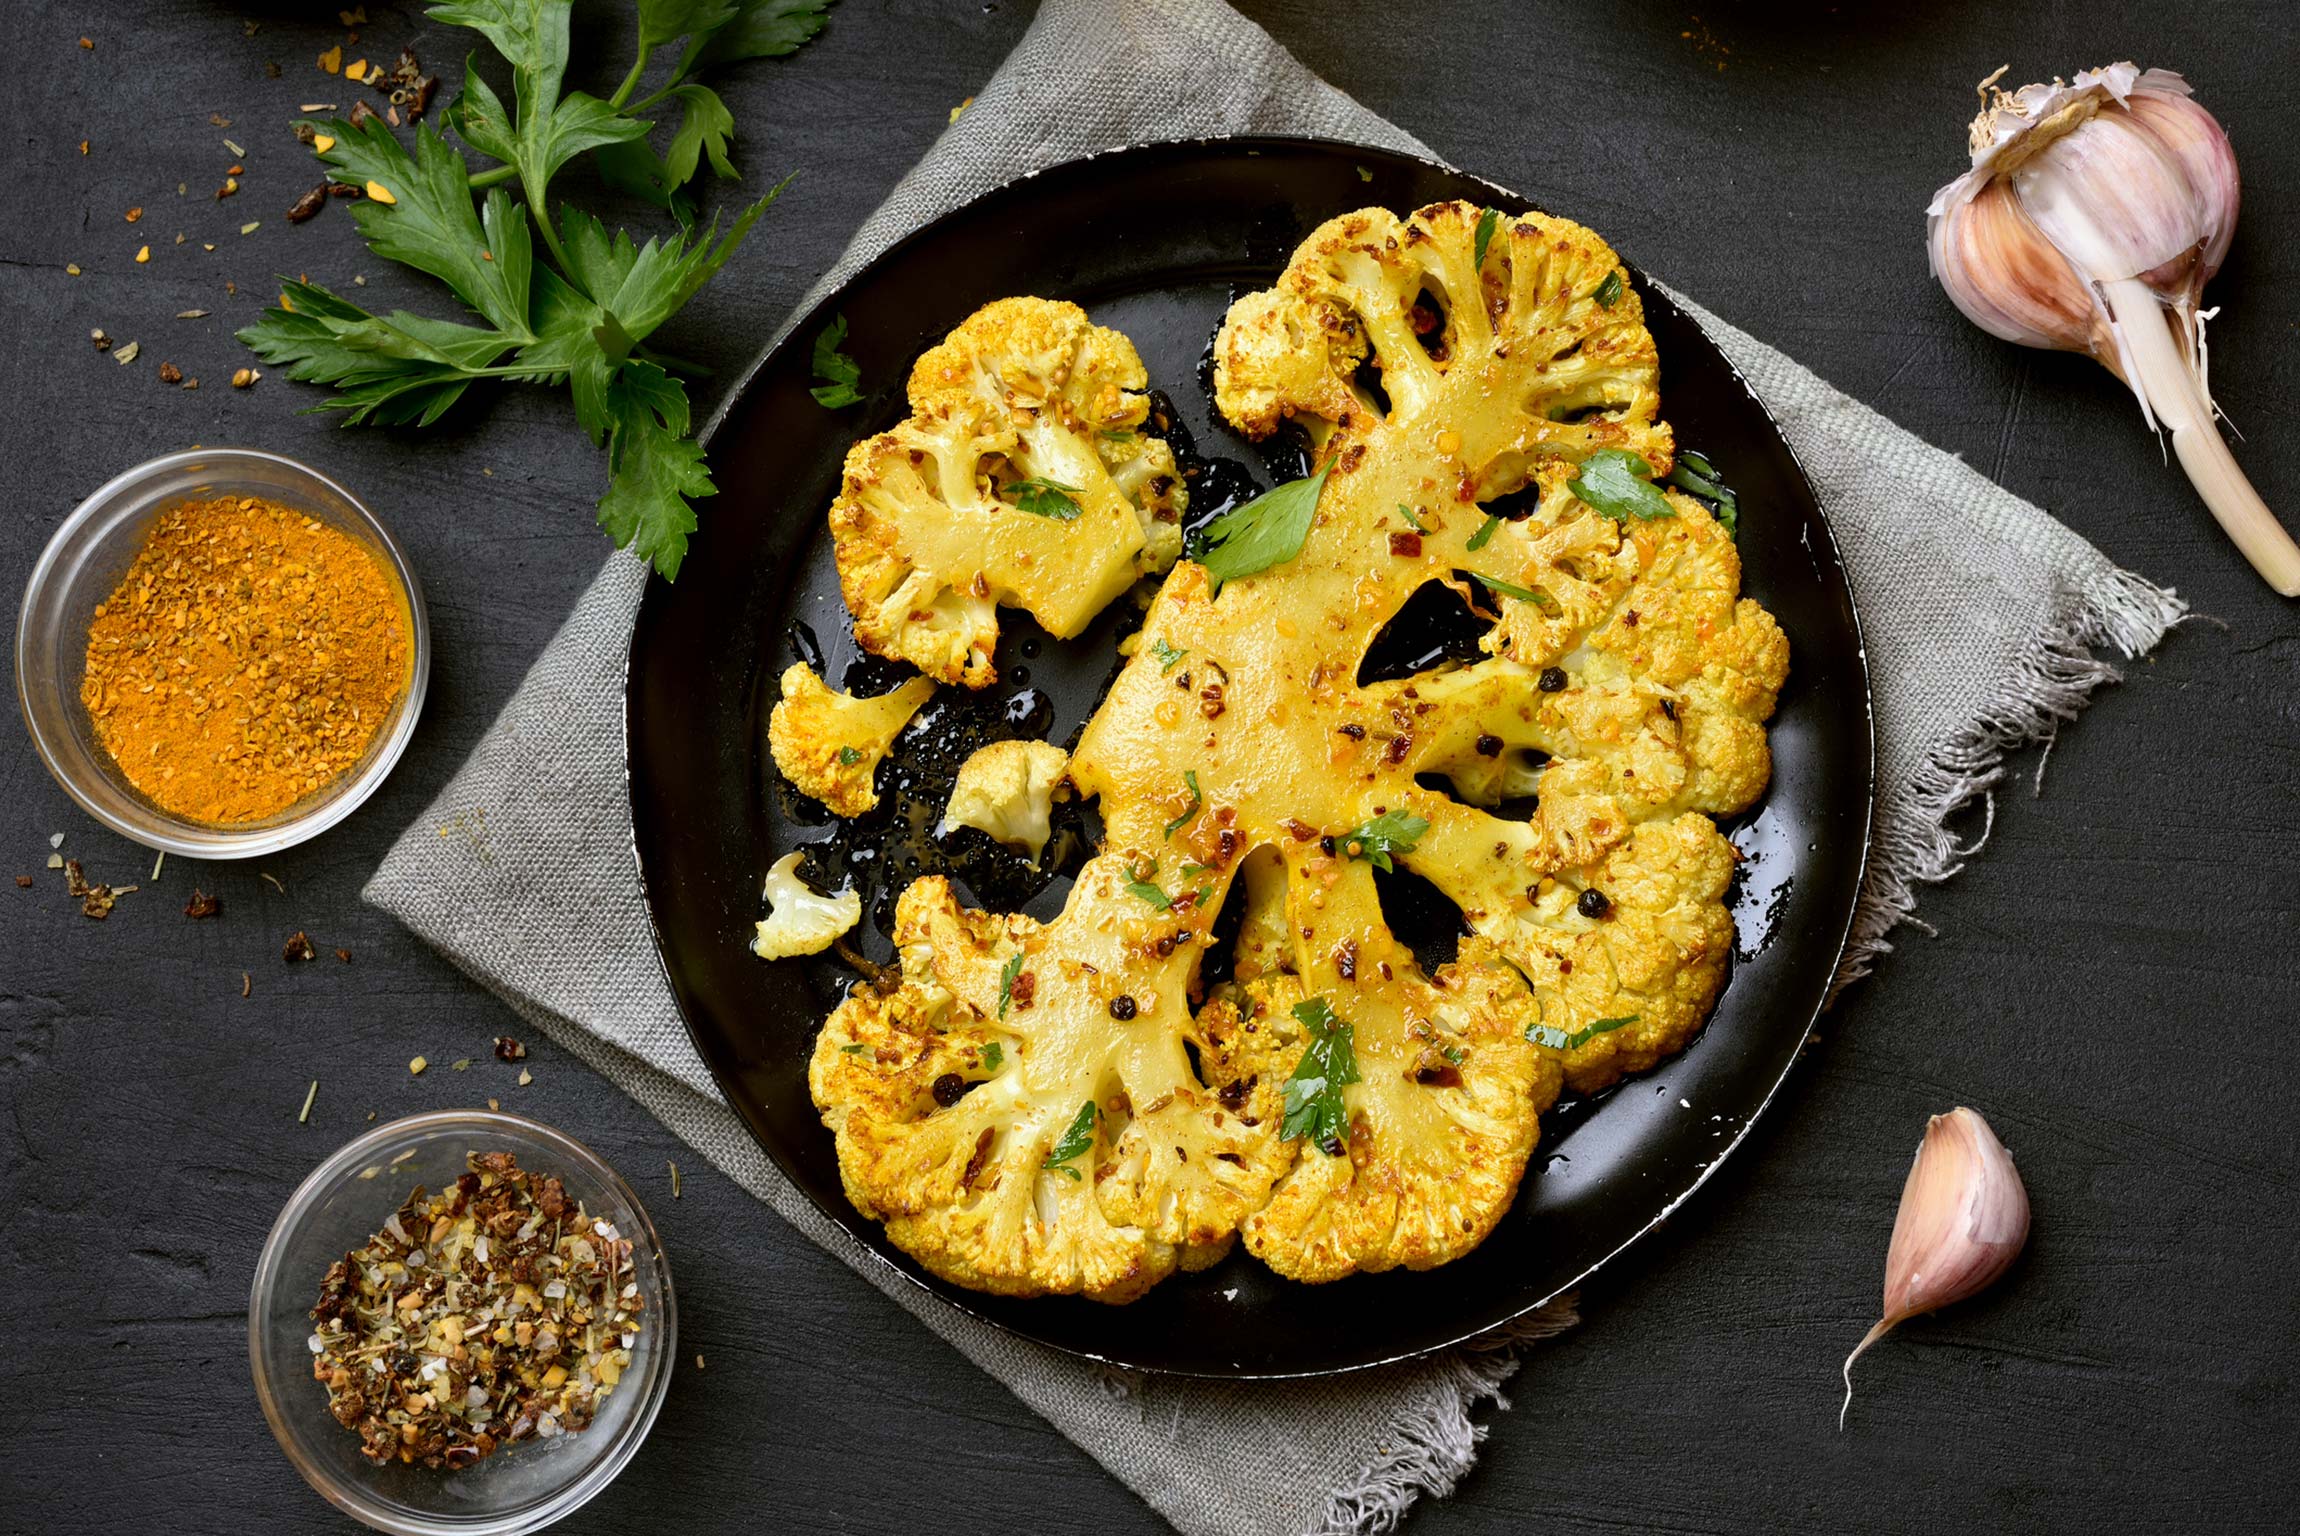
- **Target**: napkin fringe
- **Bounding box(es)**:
[1832,562,2185,998]
[1310,1295,1580,1535]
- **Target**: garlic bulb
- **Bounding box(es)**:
[1928,64,2300,595]
[1839,1107,2030,1429]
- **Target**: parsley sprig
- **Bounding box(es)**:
[809,313,862,407]
[1527,1013,1640,1051]
[1568,449,1676,523]
[238,0,832,579]
[1665,449,1739,539]
[1281,999,1361,1153]
[1192,462,1332,593]
[1341,809,1429,873]
[1009,476,1084,520]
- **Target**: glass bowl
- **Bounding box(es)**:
[250,1111,677,1535]
[14,447,430,858]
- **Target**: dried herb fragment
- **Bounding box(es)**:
[286,184,328,223]
[335,947,353,963]
[284,930,318,962]
[13,876,30,889]
[157,361,183,384]
[494,1036,527,1062]
[184,888,221,918]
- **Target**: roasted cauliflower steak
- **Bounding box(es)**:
[767,662,934,818]
[829,296,1187,688]
[808,204,1787,1300]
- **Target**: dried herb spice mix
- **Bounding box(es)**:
[80,495,411,824]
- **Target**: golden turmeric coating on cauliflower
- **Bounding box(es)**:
[809,203,1787,1299]
[753,852,862,961]
[767,662,934,818]
[829,297,1187,688]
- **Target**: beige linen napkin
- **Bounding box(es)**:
[367,1,2183,1530]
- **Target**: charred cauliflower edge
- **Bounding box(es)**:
[799,203,1789,1301]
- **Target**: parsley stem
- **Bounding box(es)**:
[468,164,518,189]
[610,46,651,111]
[629,83,679,115]
[635,345,712,377]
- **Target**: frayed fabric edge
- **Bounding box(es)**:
[1308,1295,1580,1536]
[1827,561,2186,1002]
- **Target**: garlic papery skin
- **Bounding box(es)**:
[1839,1107,2030,1430]
[1927,64,2300,596]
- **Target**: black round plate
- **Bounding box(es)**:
[627,137,1873,1378]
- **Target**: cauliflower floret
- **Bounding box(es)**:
[940,739,1070,865]
[829,298,1188,688]
[767,662,934,817]
[753,852,862,961]
[810,204,1786,1299]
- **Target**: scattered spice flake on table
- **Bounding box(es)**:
[15,876,31,889]
[185,888,220,918]
[307,1151,644,1468]
[79,496,412,826]
[493,1037,526,1062]
[335,946,352,962]
[62,859,122,919]
[284,930,318,962]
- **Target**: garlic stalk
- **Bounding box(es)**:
[1928,64,2300,595]
[1840,1107,2030,1430]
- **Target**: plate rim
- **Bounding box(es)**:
[624,133,1878,1379]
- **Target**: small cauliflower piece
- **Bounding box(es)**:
[829,297,1187,688]
[767,662,934,817]
[752,852,862,960]
[941,739,1070,865]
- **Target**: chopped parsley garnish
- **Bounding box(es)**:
[835,745,861,766]
[1150,637,1188,673]
[1396,502,1425,532]
[1341,809,1429,873]
[1466,513,1501,552]
[1469,570,1542,604]
[1097,427,1134,442]
[1665,449,1739,539]
[1125,876,1173,910]
[1163,770,1203,838]
[1193,462,1332,593]
[1472,206,1502,270]
[1568,449,1675,522]
[979,1041,1004,1073]
[1593,268,1625,308]
[1281,999,1362,1153]
[810,313,864,408]
[1010,475,1084,520]
[838,1042,867,1054]
[997,952,1024,1019]
[1442,1044,1466,1065]
[1527,1013,1640,1051]
[1042,1100,1098,1179]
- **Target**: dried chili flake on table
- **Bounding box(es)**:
[284,930,318,962]
[184,888,221,918]
[492,1037,526,1062]
[307,1151,645,1469]
[78,495,412,826]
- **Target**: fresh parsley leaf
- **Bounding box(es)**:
[431,1,651,217]
[1593,268,1625,307]
[680,0,835,77]
[1665,450,1739,539]
[979,1040,1004,1073]
[1465,513,1501,552]
[1010,476,1083,520]
[796,314,860,409]
[838,1041,867,1054]
[1568,449,1676,522]
[835,745,861,766]
[662,83,738,185]
[1473,207,1502,270]
[1469,570,1542,604]
[1528,1014,1640,1051]
[1162,770,1202,838]
[1042,1100,1098,1179]
[997,951,1023,1019]
[597,360,713,578]
[1396,503,1425,532]
[1194,462,1332,593]
[1341,809,1428,873]
[1149,638,1188,673]
[1280,999,1361,1152]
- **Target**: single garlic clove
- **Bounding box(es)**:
[1928,179,2114,365]
[1839,1106,2030,1430]
[2122,84,2239,283]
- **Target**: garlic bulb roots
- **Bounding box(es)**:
[1840,1106,2031,1430]
[1928,64,2300,595]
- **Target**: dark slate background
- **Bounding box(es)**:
[4,2,2295,1532]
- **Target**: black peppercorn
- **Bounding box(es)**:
[1320,835,1337,855]
[1109,994,1138,1020]
[1475,733,1502,757]
[1577,888,1611,919]
[1539,666,1567,692]
[931,1072,967,1107]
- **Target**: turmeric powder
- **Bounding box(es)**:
[80,494,412,825]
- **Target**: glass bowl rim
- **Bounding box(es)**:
[14,445,431,858]
[248,1108,678,1535]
